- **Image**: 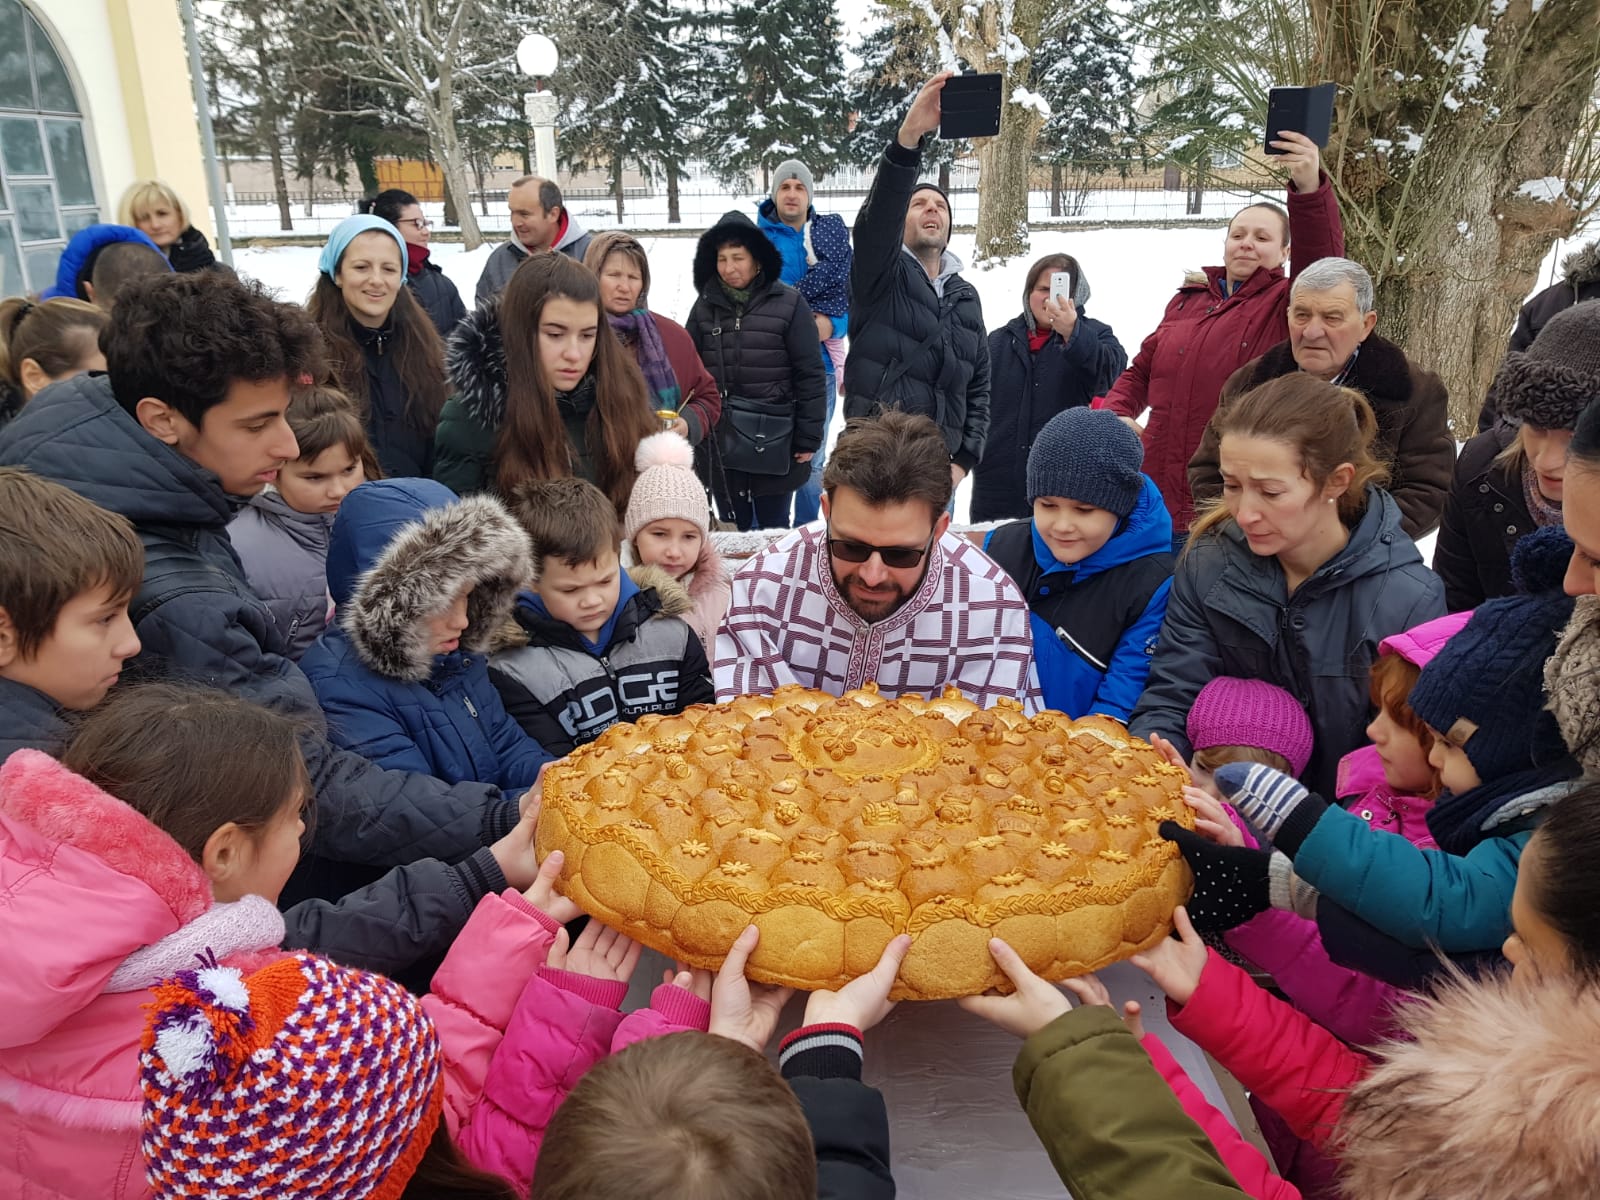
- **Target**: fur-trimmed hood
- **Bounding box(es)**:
[1337,971,1600,1199]
[1562,239,1600,289]
[326,478,533,681]
[692,210,784,295]
[445,298,509,433]
[488,562,691,652]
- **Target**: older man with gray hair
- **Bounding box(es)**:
[1189,255,1454,537]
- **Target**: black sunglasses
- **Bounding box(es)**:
[826,525,935,569]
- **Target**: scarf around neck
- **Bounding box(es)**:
[405,241,430,278]
[608,309,681,412]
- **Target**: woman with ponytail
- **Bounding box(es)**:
[437,253,659,517]
[0,297,106,425]
[1129,374,1445,796]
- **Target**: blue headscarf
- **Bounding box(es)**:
[318,214,406,281]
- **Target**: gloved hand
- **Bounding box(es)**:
[1159,821,1272,932]
[1213,762,1329,855]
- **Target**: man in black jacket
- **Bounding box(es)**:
[0,272,541,977]
[846,72,990,492]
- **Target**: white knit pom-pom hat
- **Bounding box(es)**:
[625,431,711,541]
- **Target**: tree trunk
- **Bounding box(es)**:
[666,160,681,224]
[614,151,626,223]
[1186,171,1202,216]
[938,161,951,193]
[1316,0,1600,433]
[355,155,380,196]
[268,137,293,230]
[427,109,482,249]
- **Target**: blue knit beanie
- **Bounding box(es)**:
[318,214,407,281]
[1407,527,1576,780]
[1026,407,1145,516]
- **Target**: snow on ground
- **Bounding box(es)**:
[232,221,1559,555]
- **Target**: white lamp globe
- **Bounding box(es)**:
[517,34,559,79]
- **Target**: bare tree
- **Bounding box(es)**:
[310,0,509,248]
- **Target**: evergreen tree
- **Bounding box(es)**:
[558,0,686,221]
[1032,1,1137,214]
[846,5,966,178]
[701,0,852,189]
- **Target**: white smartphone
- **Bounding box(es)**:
[1049,271,1072,302]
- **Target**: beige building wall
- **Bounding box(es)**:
[28,0,211,234]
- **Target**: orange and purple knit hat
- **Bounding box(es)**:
[139,952,443,1200]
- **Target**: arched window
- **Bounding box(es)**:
[0,0,98,296]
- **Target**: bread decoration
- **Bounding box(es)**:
[535,684,1193,999]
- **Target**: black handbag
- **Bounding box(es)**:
[717,394,795,476]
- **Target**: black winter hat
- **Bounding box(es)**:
[1408,527,1576,781]
[1026,407,1145,516]
[911,180,952,211]
[1489,299,1600,430]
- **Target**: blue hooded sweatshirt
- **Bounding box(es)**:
[300,478,551,789]
[985,475,1174,720]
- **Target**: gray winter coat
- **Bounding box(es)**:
[0,372,519,976]
[227,488,334,661]
[1128,488,1446,797]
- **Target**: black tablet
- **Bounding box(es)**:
[940,73,1003,140]
[1264,82,1336,154]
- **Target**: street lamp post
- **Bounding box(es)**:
[517,35,560,180]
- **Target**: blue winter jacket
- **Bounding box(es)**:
[985,475,1173,721]
[41,223,170,299]
[757,200,851,373]
[1287,765,1582,951]
[301,478,551,790]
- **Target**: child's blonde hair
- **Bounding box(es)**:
[532,1032,814,1200]
[1192,745,1293,775]
[116,178,189,229]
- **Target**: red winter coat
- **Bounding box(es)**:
[1168,949,1368,1153]
[1101,176,1344,530]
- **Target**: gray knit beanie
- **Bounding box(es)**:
[771,160,814,204]
[1489,299,1600,430]
[1026,407,1145,516]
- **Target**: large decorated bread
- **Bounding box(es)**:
[535,684,1193,1000]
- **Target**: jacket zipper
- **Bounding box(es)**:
[462,694,479,719]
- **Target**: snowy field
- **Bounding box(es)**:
[235,222,1574,560]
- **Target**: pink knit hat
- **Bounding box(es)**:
[1185,676,1314,776]
[625,431,710,542]
[140,952,443,1200]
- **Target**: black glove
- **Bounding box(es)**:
[1159,821,1272,933]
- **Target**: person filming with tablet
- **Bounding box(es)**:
[846,72,992,497]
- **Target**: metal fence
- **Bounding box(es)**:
[225,162,1269,239]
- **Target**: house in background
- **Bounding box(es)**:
[2,0,208,296]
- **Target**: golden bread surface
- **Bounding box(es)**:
[535,684,1193,999]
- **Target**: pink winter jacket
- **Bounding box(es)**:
[1224,745,1437,1046]
[1142,1033,1301,1200]
[1169,949,1369,1153]
[682,537,733,655]
[0,751,285,1200]
[459,966,712,1195]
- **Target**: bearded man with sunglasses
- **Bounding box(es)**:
[715,410,1041,710]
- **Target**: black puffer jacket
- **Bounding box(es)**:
[972,308,1127,521]
[1434,424,1537,611]
[410,256,467,340]
[687,211,826,497]
[1480,241,1600,430]
[1128,487,1446,798]
[351,317,436,479]
[845,139,991,470]
[0,372,518,976]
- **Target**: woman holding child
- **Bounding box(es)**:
[308,214,450,479]
[437,253,660,517]
[1128,373,1445,798]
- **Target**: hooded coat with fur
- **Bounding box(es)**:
[0,750,285,1200]
[687,211,828,498]
[1480,242,1600,429]
[299,478,553,789]
[488,564,716,757]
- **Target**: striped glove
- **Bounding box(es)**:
[1213,762,1329,855]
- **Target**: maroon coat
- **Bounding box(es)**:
[649,311,722,446]
[1102,175,1344,530]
